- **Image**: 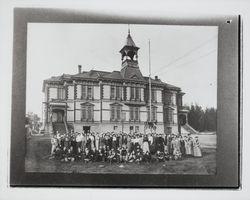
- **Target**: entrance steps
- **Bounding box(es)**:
[52,122,67,134]
[181,124,199,135]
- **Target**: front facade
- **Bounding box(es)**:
[42,31,188,135]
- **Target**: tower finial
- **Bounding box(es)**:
[128,24,130,35]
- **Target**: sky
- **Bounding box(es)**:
[26,23,218,118]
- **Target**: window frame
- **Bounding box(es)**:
[81,104,94,122]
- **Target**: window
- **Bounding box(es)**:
[110,105,122,121]
[113,126,118,130]
[111,86,115,99]
[165,108,173,123]
[130,107,140,121]
[135,87,140,100]
[166,93,175,105]
[152,107,157,121]
[82,85,94,99]
[110,86,122,99]
[147,106,157,121]
[152,90,157,102]
[117,107,121,119]
[111,106,115,120]
[81,104,94,121]
[82,85,87,99]
[130,87,140,101]
[135,107,139,120]
[82,107,86,119]
[172,93,176,105]
[87,106,92,120]
[130,87,135,99]
[58,88,65,99]
[87,86,92,99]
[129,107,134,120]
[116,86,122,99]
[135,126,139,132]
[82,85,93,99]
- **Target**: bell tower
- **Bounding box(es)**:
[119,29,140,69]
[119,28,144,80]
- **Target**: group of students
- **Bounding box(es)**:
[50,130,202,163]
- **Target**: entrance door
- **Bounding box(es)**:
[179,114,187,125]
[51,109,64,122]
[83,126,91,134]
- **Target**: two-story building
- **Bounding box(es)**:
[42,31,188,135]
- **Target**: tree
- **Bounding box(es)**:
[187,104,216,132]
[26,112,42,133]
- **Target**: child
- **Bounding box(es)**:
[135,146,143,164]
[173,149,182,160]
[76,146,82,161]
[142,151,151,163]
[83,148,93,163]
[120,147,127,163]
[107,148,117,164]
[65,146,75,162]
[164,150,170,161]
[127,151,136,163]
[54,146,63,160]
[156,150,164,162]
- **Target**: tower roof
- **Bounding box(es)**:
[120,32,139,53]
[125,33,137,47]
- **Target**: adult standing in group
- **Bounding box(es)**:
[118,132,123,149]
[179,135,186,156]
[99,133,105,150]
[185,134,193,156]
[95,132,100,150]
[142,134,149,154]
[90,132,95,150]
[76,132,83,151]
[127,134,132,153]
[122,133,127,148]
[167,134,173,155]
[50,135,58,156]
[81,132,87,151]
[193,136,202,157]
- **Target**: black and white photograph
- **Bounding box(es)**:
[8,7,241,188]
[24,23,218,175]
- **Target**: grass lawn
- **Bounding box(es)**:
[25,135,216,175]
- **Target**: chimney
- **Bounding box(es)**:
[155,76,158,80]
[78,65,82,74]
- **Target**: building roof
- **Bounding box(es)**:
[43,32,180,92]
[143,76,180,90]
[43,69,180,91]
[121,66,145,81]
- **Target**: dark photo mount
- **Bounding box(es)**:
[10,8,241,188]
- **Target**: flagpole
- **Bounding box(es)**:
[149,40,152,124]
